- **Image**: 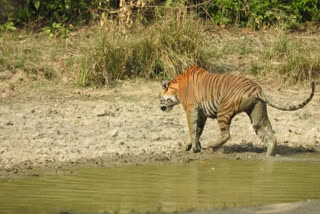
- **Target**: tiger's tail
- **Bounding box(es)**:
[258,82,315,111]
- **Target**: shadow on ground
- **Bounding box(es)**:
[221,142,316,155]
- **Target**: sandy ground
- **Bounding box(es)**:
[183,200,320,214]
[0,77,319,176]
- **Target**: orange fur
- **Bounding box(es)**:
[160,65,315,156]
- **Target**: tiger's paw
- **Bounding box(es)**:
[193,147,201,153]
[186,144,192,151]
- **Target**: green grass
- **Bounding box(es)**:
[1,15,319,87]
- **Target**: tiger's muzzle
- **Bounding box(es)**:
[160,103,174,112]
[160,95,179,112]
[160,106,167,111]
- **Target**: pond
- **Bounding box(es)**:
[1,153,320,214]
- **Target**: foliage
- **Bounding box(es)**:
[1,0,319,30]
[0,20,17,32]
[42,22,72,38]
[202,0,320,29]
[17,0,92,24]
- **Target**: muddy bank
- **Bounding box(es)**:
[182,200,320,214]
[0,79,319,176]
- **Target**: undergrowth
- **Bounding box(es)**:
[79,10,210,86]
[1,13,319,87]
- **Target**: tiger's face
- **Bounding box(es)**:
[160,80,180,112]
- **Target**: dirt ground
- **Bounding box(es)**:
[183,200,320,214]
[0,75,319,177]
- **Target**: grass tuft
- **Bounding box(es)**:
[78,10,209,87]
[1,20,319,87]
[258,33,320,84]
[280,55,320,84]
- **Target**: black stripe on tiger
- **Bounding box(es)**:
[159,65,316,156]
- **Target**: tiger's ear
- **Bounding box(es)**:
[161,80,169,90]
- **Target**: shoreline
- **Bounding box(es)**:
[0,80,319,177]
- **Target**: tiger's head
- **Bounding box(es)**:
[159,80,180,112]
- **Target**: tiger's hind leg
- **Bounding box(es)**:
[247,101,277,156]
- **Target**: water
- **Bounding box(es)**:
[1,153,320,214]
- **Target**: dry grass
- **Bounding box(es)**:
[1,20,319,87]
[258,32,320,84]
[79,10,209,86]
[203,29,320,85]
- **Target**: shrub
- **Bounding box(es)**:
[79,10,209,86]
[205,0,320,29]
[2,0,320,30]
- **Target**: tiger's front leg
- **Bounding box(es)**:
[186,107,207,153]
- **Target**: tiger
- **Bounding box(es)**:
[159,65,315,156]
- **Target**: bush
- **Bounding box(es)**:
[205,0,320,29]
[79,10,209,86]
[2,0,320,30]
[16,0,95,25]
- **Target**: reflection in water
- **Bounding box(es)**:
[1,154,320,214]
